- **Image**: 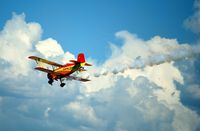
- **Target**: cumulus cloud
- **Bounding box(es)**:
[0,13,67,78]
[0,13,41,77]
[35,38,64,58]
[92,31,200,77]
[82,31,200,130]
[0,13,200,131]
[63,101,104,127]
[184,0,200,33]
[62,51,75,64]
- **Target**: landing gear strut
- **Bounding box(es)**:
[59,78,66,87]
[47,73,54,85]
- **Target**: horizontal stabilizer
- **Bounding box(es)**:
[68,76,90,82]
[85,63,92,66]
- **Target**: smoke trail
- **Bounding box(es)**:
[93,44,200,77]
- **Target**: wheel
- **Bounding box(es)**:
[60,83,65,87]
[48,80,53,85]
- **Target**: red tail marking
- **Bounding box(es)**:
[77,53,85,63]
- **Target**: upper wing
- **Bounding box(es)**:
[29,56,63,67]
[35,67,61,75]
[68,76,91,82]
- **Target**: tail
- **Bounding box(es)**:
[70,53,92,66]
[77,53,85,63]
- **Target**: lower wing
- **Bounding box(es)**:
[35,67,61,75]
[35,67,90,82]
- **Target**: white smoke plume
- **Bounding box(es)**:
[92,33,200,77]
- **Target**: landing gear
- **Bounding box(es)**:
[48,80,53,85]
[59,78,66,87]
[47,73,66,87]
[60,83,66,87]
[47,73,54,85]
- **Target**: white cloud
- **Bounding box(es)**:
[92,31,200,77]
[0,13,42,77]
[172,104,200,131]
[35,38,64,58]
[83,31,200,130]
[0,13,200,131]
[0,13,70,79]
[184,0,200,33]
[62,51,75,64]
[63,101,104,127]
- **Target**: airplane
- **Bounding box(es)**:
[28,53,92,87]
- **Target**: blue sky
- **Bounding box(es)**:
[0,0,196,61]
[0,0,200,131]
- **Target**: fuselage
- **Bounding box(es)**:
[49,62,81,80]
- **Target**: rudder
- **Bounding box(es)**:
[77,53,85,63]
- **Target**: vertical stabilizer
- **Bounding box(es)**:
[77,53,85,63]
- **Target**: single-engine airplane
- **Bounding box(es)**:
[28,53,92,87]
